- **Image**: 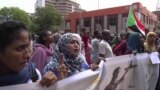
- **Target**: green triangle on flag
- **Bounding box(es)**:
[127,7,145,36]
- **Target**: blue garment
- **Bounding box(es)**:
[127,32,143,53]
[0,63,38,86]
[91,38,100,62]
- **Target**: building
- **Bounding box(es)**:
[153,11,160,31]
[35,0,45,8]
[45,0,85,17]
[65,2,157,35]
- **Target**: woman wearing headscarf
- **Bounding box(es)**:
[144,32,160,90]
[72,33,86,60]
[126,32,144,54]
[144,32,157,53]
[44,33,98,80]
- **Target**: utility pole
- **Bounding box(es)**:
[97,0,100,32]
[78,0,82,34]
[156,0,160,11]
[155,0,160,31]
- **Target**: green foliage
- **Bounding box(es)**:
[0,7,32,26]
[33,5,63,33]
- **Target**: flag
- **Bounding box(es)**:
[127,7,145,36]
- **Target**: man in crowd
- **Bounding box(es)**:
[99,29,114,58]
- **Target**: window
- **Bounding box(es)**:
[109,18,116,26]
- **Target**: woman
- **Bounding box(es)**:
[0,21,57,87]
[126,32,144,54]
[144,32,160,90]
[111,34,120,48]
[113,33,130,56]
[144,32,157,52]
[81,31,91,65]
[72,33,88,65]
[31,30,54,75]
[45,33,98,80]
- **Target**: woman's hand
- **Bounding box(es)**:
[57,53,68,80]
[90,63,99,71]
[39,71,57,87]
[90,57,104,71]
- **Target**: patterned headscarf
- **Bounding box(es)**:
[45,33,84,76]
[144,32,156,52]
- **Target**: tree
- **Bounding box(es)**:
[0,7,32,26]
[33,5,63,33]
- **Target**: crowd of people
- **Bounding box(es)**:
[0,20,159,90]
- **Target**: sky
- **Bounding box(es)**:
[74,0,159,11]
[0,0,159,13]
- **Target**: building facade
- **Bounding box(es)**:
[153,11,160,31]
[65,2,157,35]
[45,0,85,17]
[36,0,45,8]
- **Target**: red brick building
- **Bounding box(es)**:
[65,2,157,35]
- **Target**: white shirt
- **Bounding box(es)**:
[98,40,114,58]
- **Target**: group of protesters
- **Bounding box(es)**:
[0,20,159,90]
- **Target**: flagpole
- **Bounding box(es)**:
[78,0,82,34]
[98,0,99,24]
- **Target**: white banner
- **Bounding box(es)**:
[0,70,100,90]
[97,53,159,90]
[0,53,159,90]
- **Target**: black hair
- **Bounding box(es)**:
[102,30,110,35]
[102,30,111,40]
[125,33,130,40]
[94,31,99,36]
[31,33,36,40]
[120,33,125,37]
[0,20,27,52]
[94,31,99,38]
[36,30,49,45]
